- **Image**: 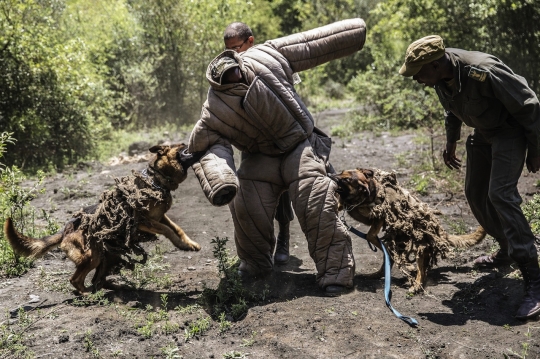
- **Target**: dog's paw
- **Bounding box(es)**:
[181,236,201,251]
[407,283,423,294]
[189,241,201,251]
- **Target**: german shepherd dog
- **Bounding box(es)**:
[4,144,203,295]
[331,168,487,293]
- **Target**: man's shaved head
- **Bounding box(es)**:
[224,22,253,41]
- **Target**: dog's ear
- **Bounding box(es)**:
[361,169,374,179]
[149,145,166,156]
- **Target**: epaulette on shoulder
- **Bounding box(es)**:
[468,66,488,82]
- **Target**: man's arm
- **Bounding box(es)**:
[489,62,540,171]
[443,111,462,170]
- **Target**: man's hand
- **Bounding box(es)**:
[526,155,540,173]
[442,142,461,170]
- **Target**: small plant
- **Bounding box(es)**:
[119,244,173,289]
[160,343,181,359]
[240,331,257,347]
[409,173,430,196]
[175,304,201,315]
[137,321,155,338]
[218,312,232,334]
[111,349,124,357]
[71,290,110,307]
[259,284,270,301]
[230,298,248,320]
[163,321,180,335]
[184,316,211,341]
[202,237,254,321]
[447,218,468,236]
[158,293,182,334]
[83,330,101,358]
[0,322,33,359]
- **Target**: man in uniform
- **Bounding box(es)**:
[399,35,540,319]
[223,22,295,265]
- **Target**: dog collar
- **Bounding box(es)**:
[141,168,170,192]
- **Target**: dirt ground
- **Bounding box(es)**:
[2,109,540,359]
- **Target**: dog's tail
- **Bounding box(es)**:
[446,226,487,248]
[4,218,64,258]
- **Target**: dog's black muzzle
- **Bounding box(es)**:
[179,149,205,171]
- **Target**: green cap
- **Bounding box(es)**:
[399,35,445,77]
[211,56,239,83]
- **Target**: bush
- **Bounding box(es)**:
[0,132,59,277]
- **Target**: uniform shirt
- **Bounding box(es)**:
[435,48,540,157]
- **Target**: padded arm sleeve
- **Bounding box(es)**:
[192,143,239,207]
[264,18,367,73]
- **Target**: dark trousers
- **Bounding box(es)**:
[465,128,538,263]
[275,191,294,223]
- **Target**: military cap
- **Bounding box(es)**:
[211,56,239,84]
[399,35,445,77]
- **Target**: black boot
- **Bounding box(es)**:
[516,259,540,319]
[274,221,290,265]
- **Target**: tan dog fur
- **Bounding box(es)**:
[331,168,487,293]
[4,144,202,295]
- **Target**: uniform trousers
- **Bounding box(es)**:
[465,128,538,263]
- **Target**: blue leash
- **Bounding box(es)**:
[344,218,418,327]
[377,235,419,327]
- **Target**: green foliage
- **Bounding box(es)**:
[0,132,60,277]
[0,307,34,359]
[126,0,282,126]
[345,0,540,133]
[4,0,538,174]
[0,0,118,171]
[273,0,378,100]
[202,237,251,321]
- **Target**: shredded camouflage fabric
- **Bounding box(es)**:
[75,170,169,264]
[370,170,451,280]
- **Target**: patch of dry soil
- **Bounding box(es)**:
[1,109,540,359]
